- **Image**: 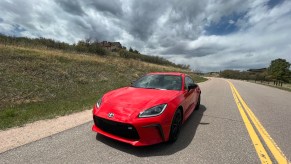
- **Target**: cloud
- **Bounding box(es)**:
[0,0,290,72]
[56,0,86,16]
[85,0,123,17]
[125,0,169,41]
[228,20,235,24]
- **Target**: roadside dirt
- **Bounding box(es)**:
[0,109,92,153]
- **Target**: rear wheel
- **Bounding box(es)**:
[195,95,201,110]
[168,109,182,143]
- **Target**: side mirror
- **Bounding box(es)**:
[188,84,198,90]
[130,80,136,86]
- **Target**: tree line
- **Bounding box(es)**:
[118,49,190,69]
[0,34,190,70]
[220,58,291,85]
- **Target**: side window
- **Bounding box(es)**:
[184,76,195,89]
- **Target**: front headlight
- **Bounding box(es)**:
[96,98,102,108]
[139,104,167,118]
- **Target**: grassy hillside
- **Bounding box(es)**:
[0,45,206,130]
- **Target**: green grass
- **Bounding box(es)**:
[247,80,291,92]
[0,45,207,130]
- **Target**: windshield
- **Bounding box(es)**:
[132,74,182,90]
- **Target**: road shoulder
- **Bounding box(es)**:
[0,109,92,153]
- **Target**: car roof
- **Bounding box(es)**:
[147,72,185,76]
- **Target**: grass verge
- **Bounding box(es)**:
[247,80,291,92]
[0,45,206,130]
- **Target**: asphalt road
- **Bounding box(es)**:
[1,78,290,163]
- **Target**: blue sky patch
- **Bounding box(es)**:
[11,24,26,36]
[267,0,285,9]
[204,12,247,35]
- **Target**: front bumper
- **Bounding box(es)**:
[92,115,171,146]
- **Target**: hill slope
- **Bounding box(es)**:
[0,45,206,130]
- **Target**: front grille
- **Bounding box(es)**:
[93,116,140,140]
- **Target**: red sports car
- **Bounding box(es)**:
[92,72,201,146]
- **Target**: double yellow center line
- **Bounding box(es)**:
[227,80,289,164]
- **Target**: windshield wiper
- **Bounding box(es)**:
[132,86,167,90]
[145,87,167,90]
[145,87,158,89]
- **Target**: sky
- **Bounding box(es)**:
[0,0,290,72]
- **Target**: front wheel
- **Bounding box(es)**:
[195,95,201,110]
[168,109,182,143]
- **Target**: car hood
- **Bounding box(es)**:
[98,87,180,121]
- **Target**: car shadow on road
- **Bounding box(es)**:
[95,104,207,157]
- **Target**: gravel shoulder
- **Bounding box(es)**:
[0,109,92,153]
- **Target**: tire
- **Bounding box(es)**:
[168,109,182,143]
[195,94,201,110]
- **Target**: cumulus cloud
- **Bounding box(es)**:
[0,0,290,72]
[57,0,86,16]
